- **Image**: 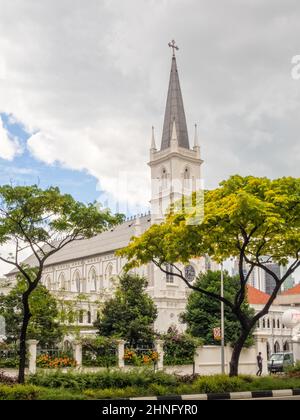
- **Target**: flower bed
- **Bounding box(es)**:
[37,354,77,369]
[124,349,158,366]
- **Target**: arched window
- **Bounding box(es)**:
[87,311,91,324]
[73,271,81,293]
[274,341,280,353]
[105,264,114,288]
[165,263,174,284]
[262,319,265,329]
[277,319,280,329]
[58,273,65,290]
[283,341,289,351]
[78,310,84,324]
[273,319,276,329]
[267,319,270,329]
[88,267,97,292]
[45,275,51,290]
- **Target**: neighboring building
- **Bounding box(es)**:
[233,259,294,294]
[275,284,300,308]
[247,285,293,357]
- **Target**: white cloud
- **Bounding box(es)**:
[0,0,299,208]
[0,116,21,160]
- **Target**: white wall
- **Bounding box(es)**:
[194,342,268,376]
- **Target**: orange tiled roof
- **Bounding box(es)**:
[282,284,300,296]
[247,285,270,304]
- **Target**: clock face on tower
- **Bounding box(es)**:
[184,265,196,283]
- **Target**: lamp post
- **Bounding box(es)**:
[220,262,225,374]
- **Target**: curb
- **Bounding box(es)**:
[130,388,300,400]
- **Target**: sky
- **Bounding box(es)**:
[0,0,299,279]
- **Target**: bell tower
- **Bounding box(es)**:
[149,41,203,223]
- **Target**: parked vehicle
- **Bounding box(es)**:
[268,352,294,373]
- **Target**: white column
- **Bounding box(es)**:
[292,334,300,362]
[74,341,82,368]
[117,340,125,369]
[154,339,164,370]
[27,339,39,375]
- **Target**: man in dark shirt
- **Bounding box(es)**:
[256,352,263,376]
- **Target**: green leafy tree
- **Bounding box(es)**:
[119,175,300,376]
[0,184,123,383]
[96,273,157,346]
[0,278,62,347]
[181,271,254,346]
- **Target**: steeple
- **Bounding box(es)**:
[161,41,190,150]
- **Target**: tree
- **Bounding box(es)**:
[119,175,300,376]
[0,185,123,383]
[181,270,254,347]
[96,273,157,346]
[0,277,62,347]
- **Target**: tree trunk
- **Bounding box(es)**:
[18,292,32,384]
[229,329,250,377]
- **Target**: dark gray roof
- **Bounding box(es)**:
[7,215,151,274]
[161,56,190,150]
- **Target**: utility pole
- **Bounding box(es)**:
[221,262,225,374]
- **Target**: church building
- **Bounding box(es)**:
[6,42,211,335]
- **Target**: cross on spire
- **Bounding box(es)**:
[168,40,179,57]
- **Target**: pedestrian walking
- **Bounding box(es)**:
[256,352,263,376]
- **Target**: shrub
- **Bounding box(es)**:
[82,337,117,368]
[162,326,202,365]
[29,368,179,390]
[0,357,19,368]
[0,385,40,400]
[84,386,146,399]
[285,361,300,377]
[193,375,247,394]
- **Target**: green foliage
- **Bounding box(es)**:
[0,185,124,248]
[81,336,117,367]
[181,271,254,346]
[285,361,300,377]
[119,176,300,375]
[193,375,247,393]
[96,274,158,346]
[162,326,202,365]
[0,385,40,400]
[0,184,124,382]
[28,369,178,390]
[0,385,87,400]
[0,280,62,347]
[24,372,300,399]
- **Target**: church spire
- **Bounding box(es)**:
[161,40,190,150]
